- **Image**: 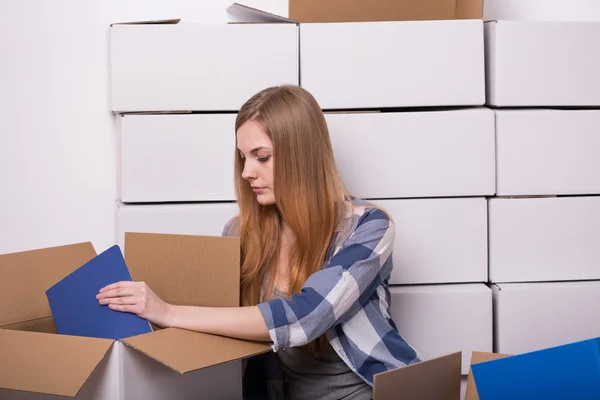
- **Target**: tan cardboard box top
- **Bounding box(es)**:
[228,0,483,23]
[0,233,270,397]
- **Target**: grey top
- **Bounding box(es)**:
[271,287,373,400]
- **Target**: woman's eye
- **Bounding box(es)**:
[257,156,270,163]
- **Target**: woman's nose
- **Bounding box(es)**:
[241,160,256,181]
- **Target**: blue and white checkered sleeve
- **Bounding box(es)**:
[257,208,395,351]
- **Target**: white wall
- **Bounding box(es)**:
[0,0,246,255]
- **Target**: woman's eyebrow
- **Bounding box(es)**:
[239,146,272,155]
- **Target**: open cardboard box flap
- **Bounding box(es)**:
[122,328,271,374]
[0,242,97,327]
[0,329,113,397]
[0,242,108,397]
[227,0,483,24]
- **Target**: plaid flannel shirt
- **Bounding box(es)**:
[224,196,421,387]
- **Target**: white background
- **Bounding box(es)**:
[0,0,282,255]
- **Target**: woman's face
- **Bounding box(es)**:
[237,120,276,206]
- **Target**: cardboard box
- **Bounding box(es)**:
[493,281,600,355]
[109,20,299,112]
[300,20,485,109]
[488,197,600,283]
[485,21,600,106]
[390,284,493,375]
[230,0,483,23]
[495,109,600,196]
[118,114,237,203]
[483,0,600,22]
[0,234,270,399]
[117,202,239,251]
[373,198,488,285]
[326,108,495,198]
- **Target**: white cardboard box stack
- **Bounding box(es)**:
[485,11,600,356]
[108,17,300,400]
[110,3,496,390]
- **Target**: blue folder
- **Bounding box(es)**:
[472,337,600,400]
[46,245,153,340]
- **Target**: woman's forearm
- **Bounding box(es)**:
[166,304,271,342]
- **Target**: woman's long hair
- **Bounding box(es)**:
[233,85,350,357]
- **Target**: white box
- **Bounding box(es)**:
[118,114,237,203]
[117,202,239,251]
[489,197,600,282]
[493,281,600,355]
[301,20,485,109]
[374,198,488,285]
[390,284,492,375]
[325,108,495,198]
[484,0,600,22]
[485,21,600,106]
[109,22,299,112]
[495,109,600,196]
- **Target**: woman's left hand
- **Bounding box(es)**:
[97,281,173,328]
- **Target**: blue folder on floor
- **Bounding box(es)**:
[46,245,153,340]
[472,337,600,400]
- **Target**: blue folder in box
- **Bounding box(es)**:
[46,245,153,340]
[472,337,600,400]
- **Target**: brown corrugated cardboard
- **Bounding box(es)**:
[2,317,56,334]
[230,0,483,23]
[465,352,511,400]
[0,329,113,397]
[122,328,271,373]
[374,352,462,399]
[124,232,240,307]
[0,242,96,327]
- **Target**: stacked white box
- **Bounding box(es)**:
[373,198,488,285]
[493,282,600,355]
[488,196,600,283]
[325,109,495,199]
[109,22,299,112]
[390,284,493,375]
[485,12,600,360]
[300,20,485,109]
[118,114,237,203]
[485,21,600,107]
[495,109,600,197]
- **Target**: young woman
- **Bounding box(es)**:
[98,85,421,399]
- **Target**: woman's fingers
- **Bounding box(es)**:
[98,280,145,293]
[96,287,135,300]
[98,295,139,305]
